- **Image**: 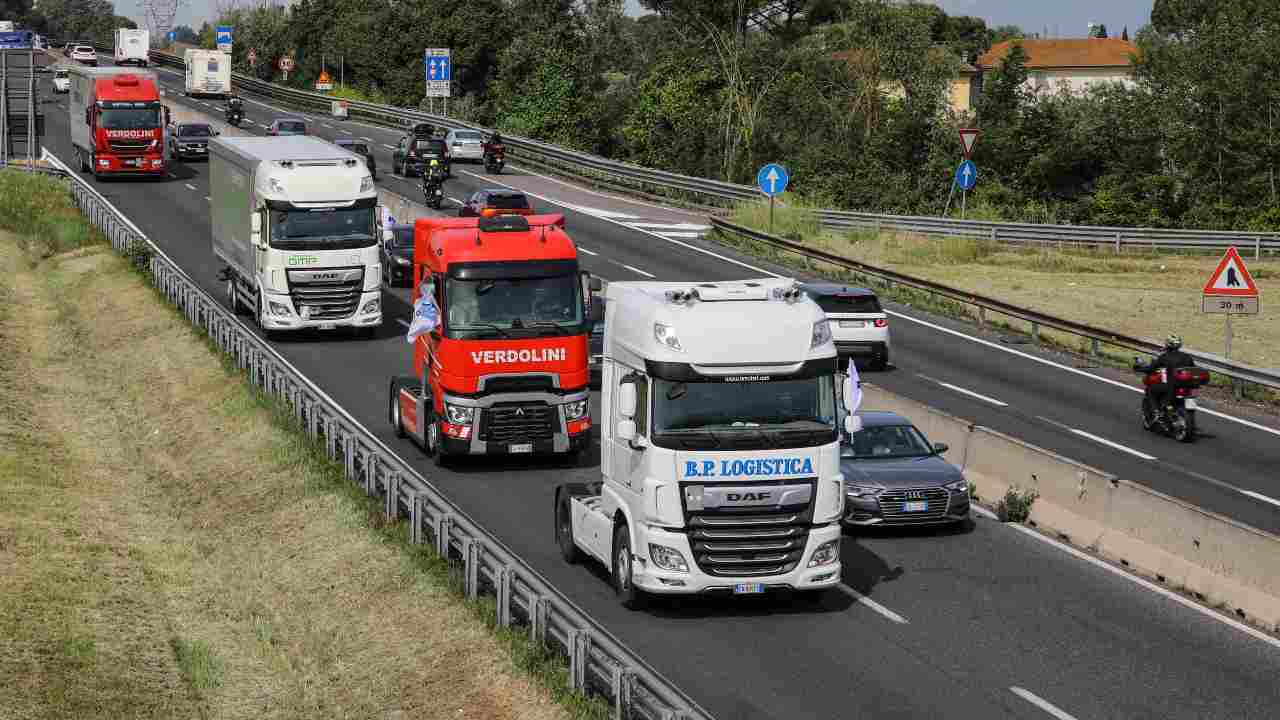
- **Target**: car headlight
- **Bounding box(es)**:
[360,298,380,315]
[268,301,292,316]
[847,484,884,498]
[444,403,475,425]
[648,543,688,573]
[360,175,374,193]
[393,255,410,265]
[944,479,968,493]
[807,539,840,568]
[564,399,589,420]
[811,319,833,348]
[654,322,682,351]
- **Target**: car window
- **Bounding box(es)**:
[812,293,881,314]
[846,425,933,459]
[55,70,68,78]
[455,131,483,141]
[414,139,444,152]
[179,125,211,137]
[486,193,529,210]
[279,121,305,133]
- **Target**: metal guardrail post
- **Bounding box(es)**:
[363,451,377,496]
[435,513,452,557]
[612,665,634,720]
[409,492,423,545]
[385,472,399,520]
[568,628,591,692]
[495,565,516,628]
[463,537,481,600]
[1031,322,1040,344]
[530,596,551,647]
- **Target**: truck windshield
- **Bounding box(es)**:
[446,274,583,336]
[269,207,376,250]
[101,107,160,130]
[652,376,837,450]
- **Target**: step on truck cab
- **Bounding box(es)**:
[389,214,599,465]
[210,135,385,336]
[67,66,167,178]
[556,279,862,608]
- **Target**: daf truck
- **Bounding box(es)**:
[114,28,149,67]
[209,135,384,337]
[184,48,230,98]
[388,214,599,465]
[67,66,167,179]
[555,279,862,608]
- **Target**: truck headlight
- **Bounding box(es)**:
[360,298,380,315]
[811,319,833,348]
[653,322,682,351]
[268,301,292,316]
[648,543,688,573]
[444,403,474,425]
[563,399,588,420]
[944,479,968,494]
[360,175,374,193]
[807,539,840,568]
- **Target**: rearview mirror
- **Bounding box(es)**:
[250,212,262,235]
[933,442,949,455]
[618,382,637,419]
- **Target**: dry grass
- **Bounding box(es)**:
[0,232,571,720]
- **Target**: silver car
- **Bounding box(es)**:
[444,129,485,162]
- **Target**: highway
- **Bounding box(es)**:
[32,54,1280,719]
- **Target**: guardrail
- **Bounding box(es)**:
[84,44,1280,252]
[38,146,713,720]
[711,217,1280,393]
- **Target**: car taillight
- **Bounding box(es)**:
[873,319,888,328]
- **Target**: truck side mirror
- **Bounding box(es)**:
[618,382,636,419]
[932,442,949,455]
[250,213,264,248]
[617,419,637,442]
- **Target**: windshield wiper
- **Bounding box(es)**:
[453,322,512,338]
[524,321,571,336]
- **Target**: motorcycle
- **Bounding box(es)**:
[225,106,243,127]
[484,143,505,174]
[423,174,445,209]
[1134,358,1210,443]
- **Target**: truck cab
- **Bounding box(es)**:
[556,279,861,608]
[390,214,598,466]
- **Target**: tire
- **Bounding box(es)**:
[612,524,645,610]
[871,351,889,372]
[225,277,245,315]
[1175,409,1196,443]
[389,379,407,438]
[556,493,582,564]
[1140,397,1158,432]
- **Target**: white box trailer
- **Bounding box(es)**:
[184,48,230,98]
[114,28,149,67]
[209,135,386,337]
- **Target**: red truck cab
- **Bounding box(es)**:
[390,213,599,466]
[68,67,167,178]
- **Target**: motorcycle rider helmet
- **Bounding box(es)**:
[1164,334,1183,351]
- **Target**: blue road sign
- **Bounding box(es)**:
[216,25,233,51]
[757,163,789,197]
[955,160,977,191]
[424,50,451,82]
[168,31,176,42]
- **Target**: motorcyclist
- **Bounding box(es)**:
[1137,334,1196,413]
[225,95,243,122]
[484,130,505,158]
[424,158,445,186]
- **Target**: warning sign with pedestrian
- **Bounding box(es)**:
[1202,246,1259,315]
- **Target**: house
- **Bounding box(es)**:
[832,48,979,115]
[975,38,1139,96]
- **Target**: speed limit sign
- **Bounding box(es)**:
[247,48,257,65]
[277,56,294,72]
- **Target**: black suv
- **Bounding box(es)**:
[334,137,377,180]
[380,224,414,287]
[168,122,216,161]
[391,124,450,178]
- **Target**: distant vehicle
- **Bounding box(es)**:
[379,223,414,287]
[70,45,97,65]
[458,189,533,218]
[114,28,149,67]
[333,137,376,180]
[841,411,971,529]
[391,128,449,178]
[444,128,485,162]
[800,283,890,370]
[266,118,306,136]
[183,48,230,99]
[0,21,14,33]
[168,121,216,161]
[52,68,70,93]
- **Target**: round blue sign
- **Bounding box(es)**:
[757,163,790,197]
[955,160,977,191]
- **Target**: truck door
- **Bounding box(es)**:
[608,370,648,497]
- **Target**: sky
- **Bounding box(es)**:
[118,0,1155,41]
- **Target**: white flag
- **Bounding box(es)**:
[846,357,863,415]
[406,282,440,344]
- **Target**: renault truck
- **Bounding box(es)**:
[209,135,384,337]
[67,66,167,178]
[184,48,230,98]
[555,279,861,608]
[114,28,149,67]
[388,214,599,466]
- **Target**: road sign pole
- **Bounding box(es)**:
[962,189,967,220]
[769,196,775,235]
[944,179,956,216]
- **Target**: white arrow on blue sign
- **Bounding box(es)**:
[756,163,789,197]
[216,26,232,43]
[955,160,977,191]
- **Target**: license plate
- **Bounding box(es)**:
[1184,398,1198,410]
[319,323,336,330]
[839,320,865,328]
[733,583,764,595]
[126,159,142,166]
[510,443,532,454]
[904,501,928,512]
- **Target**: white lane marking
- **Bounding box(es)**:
[447,197,464,205]
[627,222,711,231]
[397,318,411,328]
[1009,687,1079,720]
[622,264,655,278]
[970,504,1280,651]
[577,247,599,256]
[243,119,254,125]
[383,144,396,150]
[655,231,704,239]
[204,196,210,201]
[184,183,197,191]
[918,374,1008,407]
[1033,416,1158,461]
[1240,490,1280,508]
[837,585,909,624]
[322,123,333,129]
[361,136,374,141]
[560,203,642,220]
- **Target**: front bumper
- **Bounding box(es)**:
[436,389,592,456]
[92,154,165,175]
[173,145,208,159]
[259,290,382,331]
[844,489,970,527]
[834,339,889,358]
[631,524,843,595]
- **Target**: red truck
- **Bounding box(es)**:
[67,66,168,178]
[389,213,600,466]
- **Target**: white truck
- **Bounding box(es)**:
[555,279,861,608]
[114,28,149,67]
[209,135,385,337]
[184,48,230,98]
[0,21,13,33]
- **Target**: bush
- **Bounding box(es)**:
[995,485,1039,523]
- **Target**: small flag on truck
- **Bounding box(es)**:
[406,280,440,344]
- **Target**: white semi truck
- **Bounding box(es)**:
[184,48,230,98]
[209,135,385,337]
[114,28,149,67]
[555,279,860,608]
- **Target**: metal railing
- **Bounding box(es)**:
[38,146,713,720]
[711,218,1280,392]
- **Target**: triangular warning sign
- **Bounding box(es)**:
[1202,246,1259,296]
[959,128,980,158]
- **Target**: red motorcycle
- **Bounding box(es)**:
[1135,361,1210,442]
[483,142,505,174]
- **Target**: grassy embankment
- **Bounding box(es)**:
[0,169,604,719]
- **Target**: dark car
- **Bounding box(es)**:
[380,224,414,288]
[267,118,307,136]
[458,189,534,218]
[391,134,449,178]
[588,295,605,389]
[335,137,377,180]
[168,122,216,160]
[841,411,971,528]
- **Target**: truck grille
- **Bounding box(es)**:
[286,267,364,320]
[479,403,556,442]
[481,376,555,394]
[877,488,950,523]
[108,139,152,154]
[686,482,815,577]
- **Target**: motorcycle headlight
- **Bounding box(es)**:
[648,543,689,573]
[811,319,833,348]
[807,539,840,568]
[444,403,475,426]
[564,399,589,420]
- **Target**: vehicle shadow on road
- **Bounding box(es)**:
[839,519,974,595]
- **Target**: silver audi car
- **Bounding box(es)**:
[842,411,971,528]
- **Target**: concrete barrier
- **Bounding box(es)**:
[860,383,1280,632]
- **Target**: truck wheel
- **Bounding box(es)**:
[612,524,645,610]
[389,379,407,438]
[225,278,245,315]
[556,493,581,564]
